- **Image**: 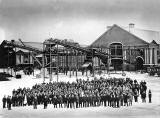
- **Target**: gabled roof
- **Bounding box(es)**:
[18,41,43,50]
[127,28,160,44]
[16,50,24,54]
[16,50,30,54]
[120,26,160,44]
[90,24,149,48]
[150,40,158,45]
[0,40,43,52]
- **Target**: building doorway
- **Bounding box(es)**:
[136,56,144,70]
[111,58,123,70]
[110,43,123,70]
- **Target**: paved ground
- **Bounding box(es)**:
[0,71,160,118]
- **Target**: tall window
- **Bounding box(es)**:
[110,43,123,57]
[158,59,160,64]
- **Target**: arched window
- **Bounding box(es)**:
[110,43,123,57]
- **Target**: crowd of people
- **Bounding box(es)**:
[2,76,152,110]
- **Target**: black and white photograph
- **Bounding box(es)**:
[0,0,160,118]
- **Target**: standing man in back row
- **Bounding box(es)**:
[2,95,7,108]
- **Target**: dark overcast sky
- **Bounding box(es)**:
[0,0,160,44]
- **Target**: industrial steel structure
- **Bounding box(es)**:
[2,38,109,82]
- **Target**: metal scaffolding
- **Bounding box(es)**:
[3,38,109,82]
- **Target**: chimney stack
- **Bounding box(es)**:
[129,23,135,33]
[107,26,112,30]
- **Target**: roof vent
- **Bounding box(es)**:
[107,26,112,30]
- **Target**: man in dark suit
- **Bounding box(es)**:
[2,95,7,108]
[148,90,152,103]
[33,96,38,109]
[7,96,12,110]
[43,95,48,109]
